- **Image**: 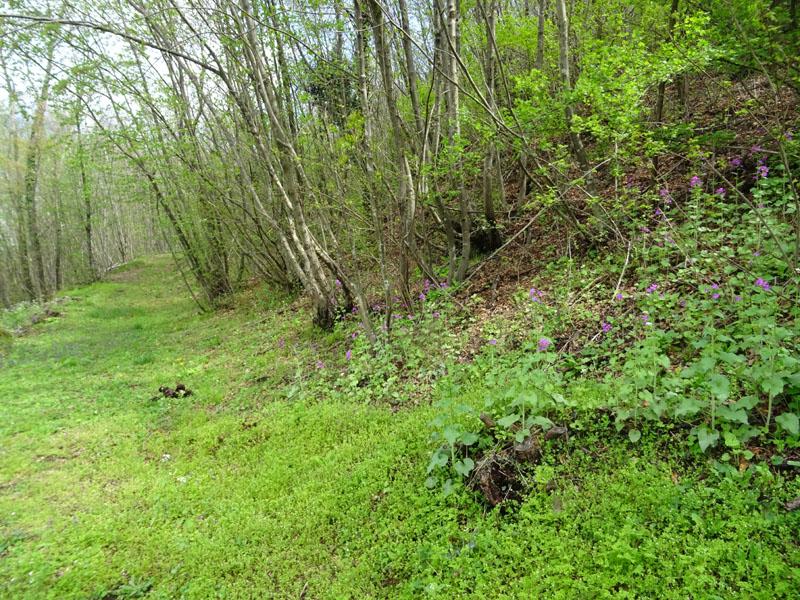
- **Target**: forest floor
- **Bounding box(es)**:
[1,255,799,599]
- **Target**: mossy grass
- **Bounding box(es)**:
[1,256,798,599]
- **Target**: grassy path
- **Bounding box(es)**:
[1,257,798,599]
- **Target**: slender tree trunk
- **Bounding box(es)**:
[398,0,424,145]
[653,0,680,127]
[76,116,96,282]
[24,50,55,300]
[536,0,546,70]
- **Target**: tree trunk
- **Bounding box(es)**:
[76,116,96,282]
[536,0,546,70]
[24,48,55,301]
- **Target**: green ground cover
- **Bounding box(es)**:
[1,256,798,599]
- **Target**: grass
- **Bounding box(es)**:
[1,256,798,599]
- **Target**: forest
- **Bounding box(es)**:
[1,0,799,597]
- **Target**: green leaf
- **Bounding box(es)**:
[717,351,745,365]
[674,396,704,417]
[460,431,479,446]
[442,479,455,496]
[443,425,460,445]
[707,373,730,401]
[722,430,740,448]
[761,375,785,398]
[628,429,641,443]
[497,414,520,428]
[454,458,475,477]
[716,405,748,425]
[427,450,449,473]
[775,413,799,436]
[697,427,719,452]
[532,415,554,430]
[424,476,437,489]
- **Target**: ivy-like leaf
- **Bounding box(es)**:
[775,412,799,436]
[460,431,479,446]
[443,425,460,446]
[497,414,520,428]
[628,429,642,443]
[697,427,720,452]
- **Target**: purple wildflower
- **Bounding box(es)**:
[734,296,742,302]
[731,158,742,167]
[615,293,623,300]
[346,349,351,360]
[715,187,725,197]
[755,278,771,290]
[335,280,342,288]
[489,339,497,345]
[756,165,769,179]
[690,175,702,188]
[748,145,764,157]
[680,300,686,307]
[646,283,658,294]
[712,293,720,299]
[601,322,612,333]
[317,361,324,369]
[537,338,552,351]
[419,293,425,301]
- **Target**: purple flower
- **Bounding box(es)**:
[680,300,686,307]
[331,298,335,304]
[440,282,449,289]
[352,332,358,339]
[537,338,552,351]
[654,208,663,217]
[786,132,793,141]
[646,283,658,294]
[489,339,497,345]
[715,187,725,197]
[753,252,760,257]
[317,361,324,369]
[407,315,414,320]
[346,349,351,360]
[601,322,612,333]
[757,202,765,209]
[756,165,769,179]
[731,158,742,167]
[712,293,720,299]
[690,175,702,188]
[639,314,649,324]
[755,278,771,290]
[660,189,670,197]
[419,293,425,301]
[615,293,623,300]
[393,314,401,319]
[734,296,742,302]
[433,312,440,318]
[335,280,342,288]
[279,339,285,349]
